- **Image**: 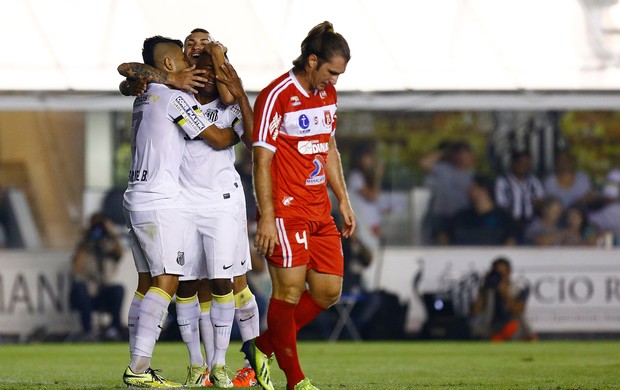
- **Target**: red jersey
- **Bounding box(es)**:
[253,70,337,221]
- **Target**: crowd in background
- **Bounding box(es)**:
[420,140,619,247]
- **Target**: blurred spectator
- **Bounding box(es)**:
[543,151,593,208]
[469,257,535,341]
[436,174,518,246]
[561,205,601,246]
[495,151,545,242]
[420,140,476,244]
[69,213,125,341]
[348,142,384,255]
[587,169,620,246]
[523,196,565,246]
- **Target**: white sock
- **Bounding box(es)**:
[234,293,260,342]
[128,292,144,357]
[176,294,204,366]
[130,287,171,373]
[210,292,235,367]
[199,301,214,369]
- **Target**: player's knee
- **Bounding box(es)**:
[313,287,341,308]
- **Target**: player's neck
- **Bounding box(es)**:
[293,69,313,94]
[195,93,217,105]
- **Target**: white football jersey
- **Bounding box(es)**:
[123,83,209,211]
[179,98,246,205]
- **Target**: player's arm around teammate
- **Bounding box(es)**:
[118,61,206,96]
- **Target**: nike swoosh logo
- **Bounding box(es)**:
[241,260,247,266]
[239,314,255,322]
[223,264,233,270]
[214,324,228,328]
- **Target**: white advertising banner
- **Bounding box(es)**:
[365,247,620,333]
[2,247,619,337]
[0,250,136,337]
[0,250,77,336]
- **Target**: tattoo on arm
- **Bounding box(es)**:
[118,62,167,83]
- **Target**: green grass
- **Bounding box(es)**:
[0,340,619,389]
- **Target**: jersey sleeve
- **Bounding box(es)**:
[229,104,245,138]
[252,88,280,153]
[168,92,210,140]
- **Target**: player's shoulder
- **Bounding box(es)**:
[258,71,295,98]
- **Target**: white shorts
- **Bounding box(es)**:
[181,187,251,281]
[123,207,191,277]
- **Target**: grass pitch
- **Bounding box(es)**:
[0,340,618,389]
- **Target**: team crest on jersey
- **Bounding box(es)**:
[269,112,282,140]
[306,155,326,186]
[176,251,185,266]
[290,95,301,106]
[204,108,219,123]
[323,111,332,126]
[282,196,294,206]
[319,91,327,99]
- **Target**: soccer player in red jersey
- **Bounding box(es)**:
[242,21,356,390]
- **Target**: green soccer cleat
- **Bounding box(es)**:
[240,339,274,390]
[293,378,320,390]
[184,363,208,387]
[122,366,182,388]
[209,364,233,388]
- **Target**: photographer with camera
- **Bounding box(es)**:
[69,212,125,341]
[468,257,535,341]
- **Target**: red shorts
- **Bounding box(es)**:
[267,216,344,276]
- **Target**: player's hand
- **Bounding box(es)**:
[167,65,207,94]
[121,78,148,96]
[339,203,356,239]
[204,41,228,56]
[215,62,246,100]
[255,218,279,257]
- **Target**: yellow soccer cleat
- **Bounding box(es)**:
[240,339,274,390]
[123,366,182,388]
[293,378,320,390]
[184,364,208,387]
[209,364,233,388]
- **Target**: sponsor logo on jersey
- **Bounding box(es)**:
[134,94,150,106]
[230,104,242,118]
[282,196,294,206]
[173,96,207,132]
[306,155,326,186]
[290,95,301,106]
[298,114,310,130]
[298,140,329,155]
[269,112,282,140]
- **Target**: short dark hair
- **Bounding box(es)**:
[142,35,183,67]
[492,257,511,272]
[189,28,210,35]
[292,21,350,71]
[472,174,495,197]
